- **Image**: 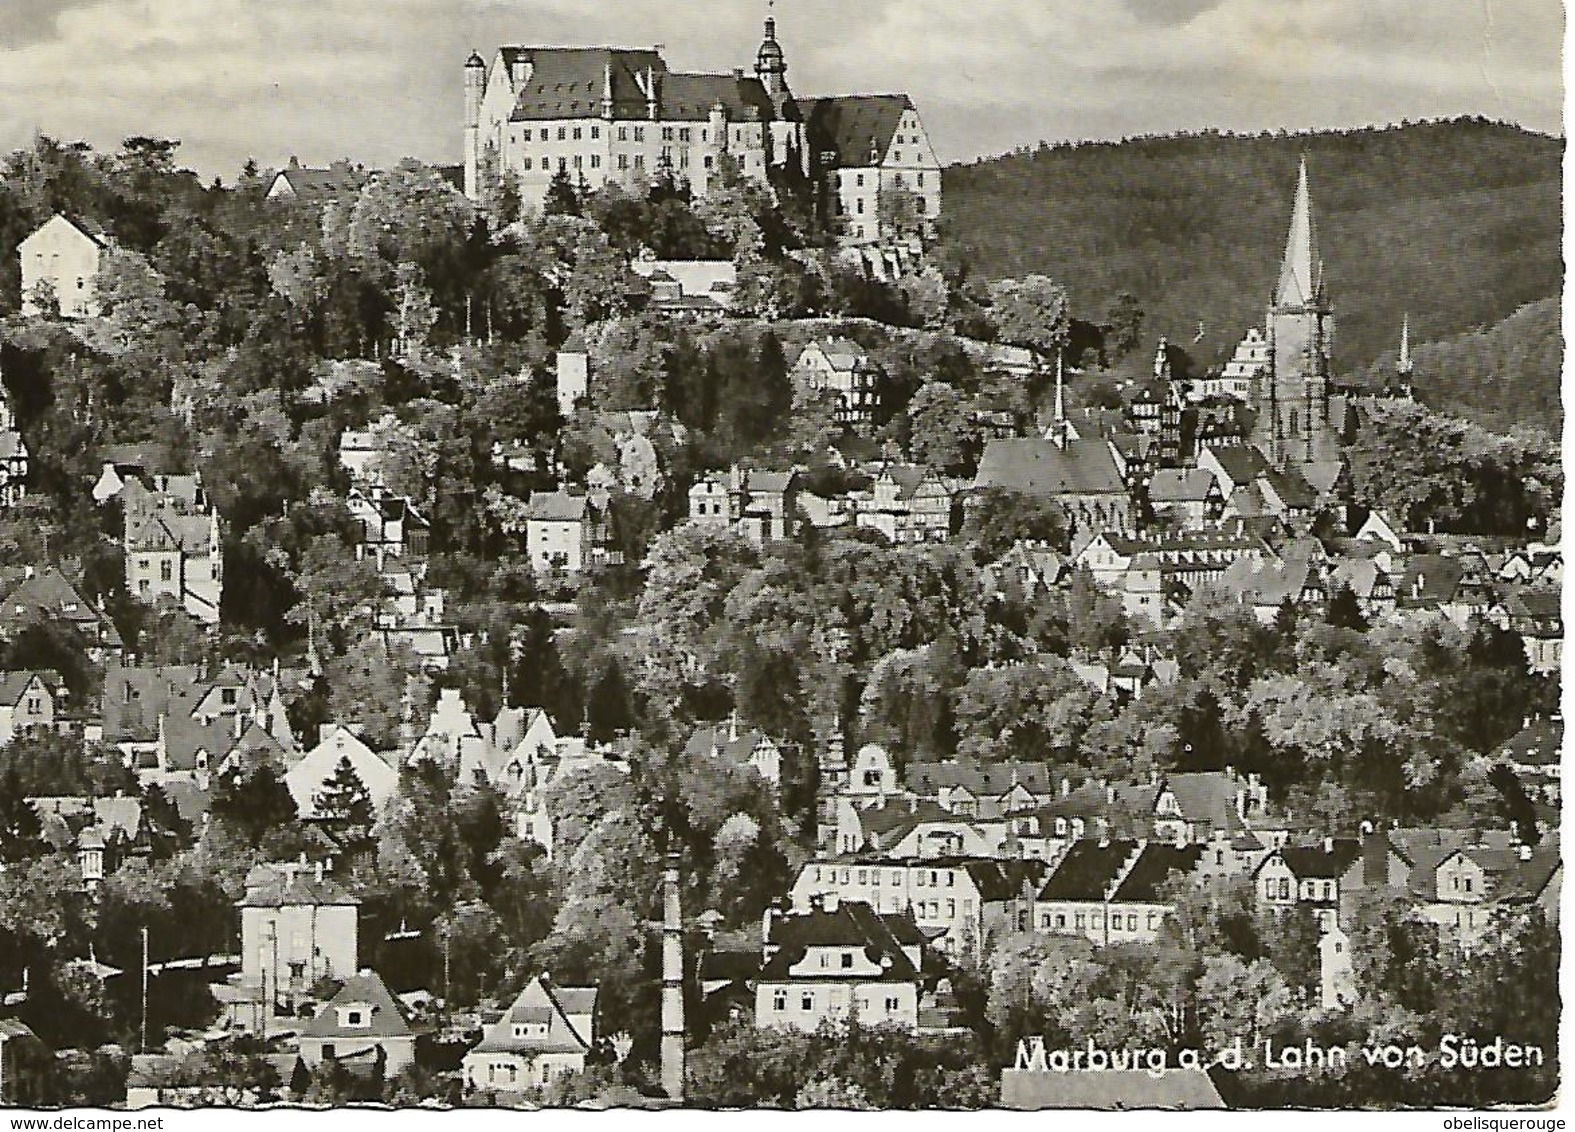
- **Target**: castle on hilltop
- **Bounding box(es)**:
[462,13,942,246]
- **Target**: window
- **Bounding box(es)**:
[634,127,645,142]
[1127,913,1138,931]
[962,899,972,917]
[559,157,568,172]
[591,125,600,139]
[916,198,927,214]
[1056,913,1067,929]
[801,993,814,1011]
[884,996,900,1012]
[573,155,583,170]
[856,174,865,187]
[857,869,867,884]
[662,127,674,142]
[856,198,865,215]
[772,990,787,1011]
[1075,913,1085,929]
[634,155,644,169]
[1040,912,1051,928]
[556,127,566,141]
[872,871,880,886]
[840,951,853,969]
[572,126,582,141]
[1465,877,1474,894]
[1278,877,1291,900]
[539,128,548,141]
[917,172,925,186]
[916,872,926,887]
[891,871,901,886]
[590,155,601,169]
[618,154,629,170]
[679,128,691,143]
[160,560,173,582]
[523,157,533,171]
[946,900,955,918]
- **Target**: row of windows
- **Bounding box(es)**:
[1039,909,1163,933]
[843,171,929,188]
[519,123,761,145]
[810,866,957,887]
[1263,877,1336,901]
[772,991,902,1013]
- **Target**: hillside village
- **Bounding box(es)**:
[0,14,1562,1115]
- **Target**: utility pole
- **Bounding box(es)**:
[660,852,684,1102]
[140,926,149,1053]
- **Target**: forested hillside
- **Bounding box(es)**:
[942,119,1562,376]
[1354,298,1562,438]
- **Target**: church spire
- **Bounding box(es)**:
[1275,156,1322,310]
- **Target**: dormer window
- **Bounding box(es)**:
[337,1005,373,1028]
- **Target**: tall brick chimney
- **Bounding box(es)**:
[660,853,685,1101]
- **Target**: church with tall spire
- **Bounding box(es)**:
[1246,157,1346,494]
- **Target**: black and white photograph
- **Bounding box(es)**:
[0,0,1564,1115]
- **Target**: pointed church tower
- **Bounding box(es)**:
[1255,156,1337,481]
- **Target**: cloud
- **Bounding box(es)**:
[1122,0,1229,27]
[0,0,99,48]
[0,0,1560,177]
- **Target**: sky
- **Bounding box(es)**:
[0,0,1563,178]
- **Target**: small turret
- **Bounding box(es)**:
[755,12,788,99]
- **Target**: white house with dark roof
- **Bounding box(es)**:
[794,338,881,432]
[755,897,925,1031]
[265,158,370,205]
[298,969,414,1075]
[287,725,400,818]
[236,862,360,1027]
[463,976,598,1091]
[524,488,615,573]
[19,214,109,317]
[801,94,941,245]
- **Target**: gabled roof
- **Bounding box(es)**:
[525,490,590,522]
[903,760,1055,798]
[1148,468,1218,504]
[271,161,369,202]
[504,47,666,122]
[474,976,597,1055]
[1500,716,1562,767]
[1203,444,1272,488]
[760,901,921,983]
[1111,843,1203,902]
[0,567,118,645]
[1037,839,1139,901]
[975,437,1126,498]
[802,95,916,165]
[237,862,359,908]
[0,669,51,706]
[302,970,410,1041]
[1267,839,1362,880]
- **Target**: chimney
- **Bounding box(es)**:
[1322,836,1334,854]
[1224,764,1235,782]
[1060,777,1071,798]
[1518,844,1533,862]
[823,892,839,913]
[314,860,325,883]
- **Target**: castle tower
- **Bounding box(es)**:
[1255,157,1337,481]
[463,52,486,201]
[755,10,789,101]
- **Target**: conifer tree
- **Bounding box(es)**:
[313,756,375,854]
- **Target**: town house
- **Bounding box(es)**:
[463,976,598,1091]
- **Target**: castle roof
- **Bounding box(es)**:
[801,95,915,166]
[505,47,665,122]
